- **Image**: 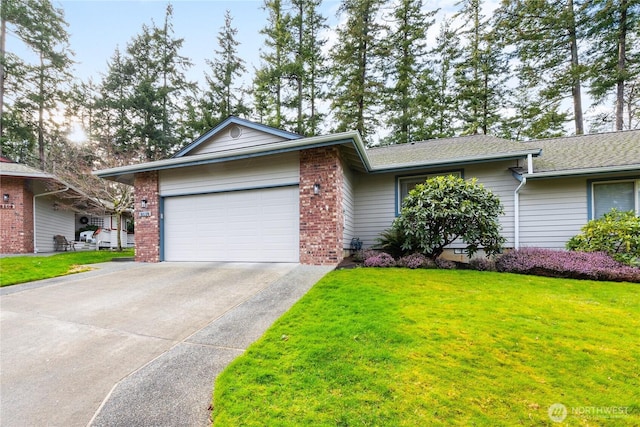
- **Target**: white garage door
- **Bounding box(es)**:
[163,186,299,262]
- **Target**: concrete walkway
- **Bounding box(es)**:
[0,262,333,427]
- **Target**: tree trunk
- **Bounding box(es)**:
[38,52,45,170]
[616,0,627,131]
[568,0,584,135]
[0,12,6,144]
[116,212,123,251]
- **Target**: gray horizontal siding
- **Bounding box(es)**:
[159,152,299,196]
[518,178,587,249]
[35,196,75,253]
[353,174,396,248]
[463,162,518,248]
[189,127,289,155]
[353,162,520,250]
[342,162,355,249]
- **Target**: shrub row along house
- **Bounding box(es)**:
[95,116,640,265]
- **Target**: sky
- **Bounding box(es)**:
[8,0,470,86]
[6,0,512,142]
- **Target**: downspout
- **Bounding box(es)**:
[513,154,533,250]
[33,186,69,253]
[514,177,526,250]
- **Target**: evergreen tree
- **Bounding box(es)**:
[494,0,587,135]
[288,0,328,135]
[453,0,507,135]
[381,0,437,144]
[585,0,640,130]
[254,0,293,129]
[330,0,387,142]
[430,20,460,138]
[201,10,249,128]
[0,0,74,169]
[122,5,194,160]
[95,48,137,155]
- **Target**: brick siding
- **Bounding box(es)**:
[299,147,345,265]
[134,171,160,262]
[0,177,34,254]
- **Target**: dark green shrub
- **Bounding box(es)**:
[567,209,640,267]
[374,228,408,259]
[392,175,505,260]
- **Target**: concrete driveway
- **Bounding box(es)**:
[0,261,332,427]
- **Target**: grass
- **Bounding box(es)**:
[212,268,640,426]
[0,249,134,287]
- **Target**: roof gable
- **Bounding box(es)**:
[173,116,302,158]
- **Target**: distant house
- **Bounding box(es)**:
[0,157,132,254]
[94,116,640,265]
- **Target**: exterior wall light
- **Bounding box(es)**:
[141,198,148,209]
[313,183,321,195]
[3,194,9,202]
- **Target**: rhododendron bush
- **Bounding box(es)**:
[392,176,505,259]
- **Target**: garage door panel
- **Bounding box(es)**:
[164,187,299,262]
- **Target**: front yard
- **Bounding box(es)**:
[212,269,639,426]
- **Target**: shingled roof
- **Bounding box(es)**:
[366,134,541,170]
[0,159,57,179]
[520,129,640,176]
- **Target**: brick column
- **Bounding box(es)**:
[299,147,344,265]
[0,178,34,254]
[134,171,160,262]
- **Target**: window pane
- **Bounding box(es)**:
[593,182,635,218]
[401,178,427,200]
[399,172,461,201]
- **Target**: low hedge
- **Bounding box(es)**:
[495,248,640,283]
[359,247,640,283]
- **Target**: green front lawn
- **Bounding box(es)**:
[0,249,134,287]
[213,269,640,426]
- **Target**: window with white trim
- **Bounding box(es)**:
[89,217,104,227]
[592,179,640,219]
[397,171,462,214]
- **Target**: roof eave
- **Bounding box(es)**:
[368,149,542,173]
[95,131,369,184]
[523,164,640,179]
[0,171,56,180]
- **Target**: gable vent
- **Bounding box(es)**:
[229,125,242,139]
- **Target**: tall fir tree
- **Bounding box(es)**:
[453,0,507,135]
[430,20,460,138]
[0,0,74,169]
[289,0,328,135]
[585,0,639,130]
[95,48,136,155]
[253,0,293,129]
[202,10,249,127]
[494,0,587,136]
[330,0,388,142]
[380,0,437,144]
